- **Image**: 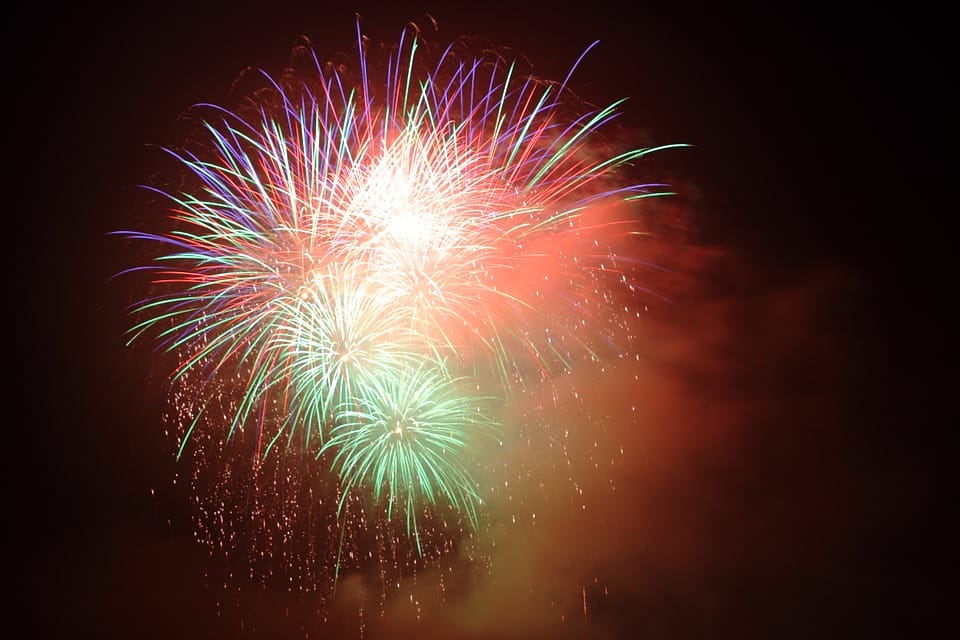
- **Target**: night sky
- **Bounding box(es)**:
[10,2,952,638]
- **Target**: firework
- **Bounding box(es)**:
[323,363,497,554]
[119,20,682,573]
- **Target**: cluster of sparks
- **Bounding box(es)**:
[121,22,681,602]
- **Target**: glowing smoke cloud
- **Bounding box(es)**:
[118,21,683,594]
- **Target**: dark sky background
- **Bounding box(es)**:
[9,2,952,638]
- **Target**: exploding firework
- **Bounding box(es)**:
[324,364,497,553]
[119,19,683,601]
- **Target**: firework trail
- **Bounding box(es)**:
[119,20,683,601]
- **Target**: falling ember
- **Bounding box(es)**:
[117,18,684,608]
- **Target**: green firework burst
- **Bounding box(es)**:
[322,364,500,551]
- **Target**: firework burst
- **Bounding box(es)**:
[324,364,497,553]
[119,20,683,594]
